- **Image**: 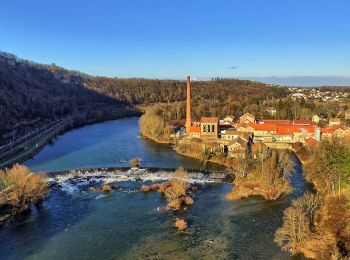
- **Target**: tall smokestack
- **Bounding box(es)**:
[186,76,191,132]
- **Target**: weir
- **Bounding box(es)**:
[50,167,235,185]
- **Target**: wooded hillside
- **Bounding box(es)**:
[0,51,287,144]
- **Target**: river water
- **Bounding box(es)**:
[0,117,307,259]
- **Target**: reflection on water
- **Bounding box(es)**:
[0,117,307,259]
[25,117,224,172]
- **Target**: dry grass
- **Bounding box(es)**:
[174,218,188,231]
[130,157,140,168]
[164,167,188,200]
[226,177,291,201]
[102,184,111,192]
[140,168,195,212]
[0,164,48,212]
[140,182,171,193]
[275,192,350,259]
[182,196,194,205]
[140,185,151,192]
[166,196,194,210]
[167,198,182,210]
[226,151,293,201]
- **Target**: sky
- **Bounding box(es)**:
[0,0,349,86]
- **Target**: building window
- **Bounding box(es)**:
[203,125,206,133]
[207,125,211,133]
[212,125,215,132]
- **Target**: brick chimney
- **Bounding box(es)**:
[186,76,191,132]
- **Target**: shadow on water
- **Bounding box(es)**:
[0,188,96,259]
[25,117,224,173]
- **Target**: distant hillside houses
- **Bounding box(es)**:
[183,112,350,157]
[288,87,349,102]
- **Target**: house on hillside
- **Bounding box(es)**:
[227,137,247,158]
[272,127,294,142]
[223,116,235,124]
[189,126,200,138]
[221,129,252,143]
[321,127,334,140]
[332,127,350,139]
[266,107,277,116]
[311,114,320,124]
[239,113,255,124]
[329,118,341,126]
[251,124,278,141]
[345,110,350,120]
[221,129,241,141]
[236,123,255,133]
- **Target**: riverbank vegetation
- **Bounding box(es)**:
[0,164,48,224]
[139,104,174,143]
[275,140,350,259]
[130,157,141,168]
[225,148,294,200]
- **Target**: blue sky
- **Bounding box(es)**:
[0,0,349,85]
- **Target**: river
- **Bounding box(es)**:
[0,117,307,259]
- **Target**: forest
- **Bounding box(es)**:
[0,51,287,144]
[0,50,345,145]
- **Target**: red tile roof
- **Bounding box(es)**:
[261,119,315,126]
[251,124,277,131]
[305,138,319,148]
[189,126,200,133]
[200,117,218,123]
[262,119,291,125]
[241,113,255,118]
[321,127,334,133]
[276,125,316,135]
[292,120,316,126]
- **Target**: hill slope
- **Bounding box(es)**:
[0,51,286,144]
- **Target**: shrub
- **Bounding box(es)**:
[102,184,111,192]
[174,218,188,231]
[164,167,188,200]
[0,164,48,212]
[275,192,350,259]
[167,198,182,210]
[182,196,194,205]
[130,157,140,168]
[140,185,150,192]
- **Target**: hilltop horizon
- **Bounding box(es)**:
[1,50,349,88]
[1,1,349,86]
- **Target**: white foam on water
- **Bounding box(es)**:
[52,168,226,195]
[59,182,80,195]
[95,194,108,200]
